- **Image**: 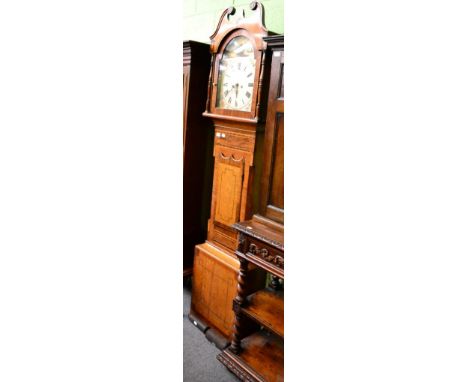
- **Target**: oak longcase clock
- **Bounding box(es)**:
[190,2,271,348]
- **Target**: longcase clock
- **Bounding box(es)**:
[189,2,271,348]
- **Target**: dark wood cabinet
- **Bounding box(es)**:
[259,35,284,224]
[218,34,284,382]
[183,41,213,277]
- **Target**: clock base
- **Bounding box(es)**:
[189,242,266,344]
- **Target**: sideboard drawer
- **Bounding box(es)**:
[243,235,284,271]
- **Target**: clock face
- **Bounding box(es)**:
[216,36,256,111]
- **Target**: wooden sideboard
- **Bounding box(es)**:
[218,219,284,382]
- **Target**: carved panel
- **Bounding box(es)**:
[248,243,284,269]
[217,353,257,382]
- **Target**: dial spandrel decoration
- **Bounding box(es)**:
[216,36,256,111]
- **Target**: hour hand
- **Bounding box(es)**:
[223,84,235,96]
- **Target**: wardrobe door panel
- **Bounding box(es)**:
[260,47,284,224]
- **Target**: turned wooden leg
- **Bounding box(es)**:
[230,257,248,354]
[269,275,281,290]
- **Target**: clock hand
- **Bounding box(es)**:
[223,83,234,95]
[228,84,236,97]
[225,84,236,105]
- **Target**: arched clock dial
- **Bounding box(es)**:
[216,36,256,111]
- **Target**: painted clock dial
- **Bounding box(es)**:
[216,36,256,111]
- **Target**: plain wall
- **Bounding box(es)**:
[183,0,284,42]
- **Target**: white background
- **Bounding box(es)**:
[1,1,468,381]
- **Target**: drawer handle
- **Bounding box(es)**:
[216,132,227,139]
